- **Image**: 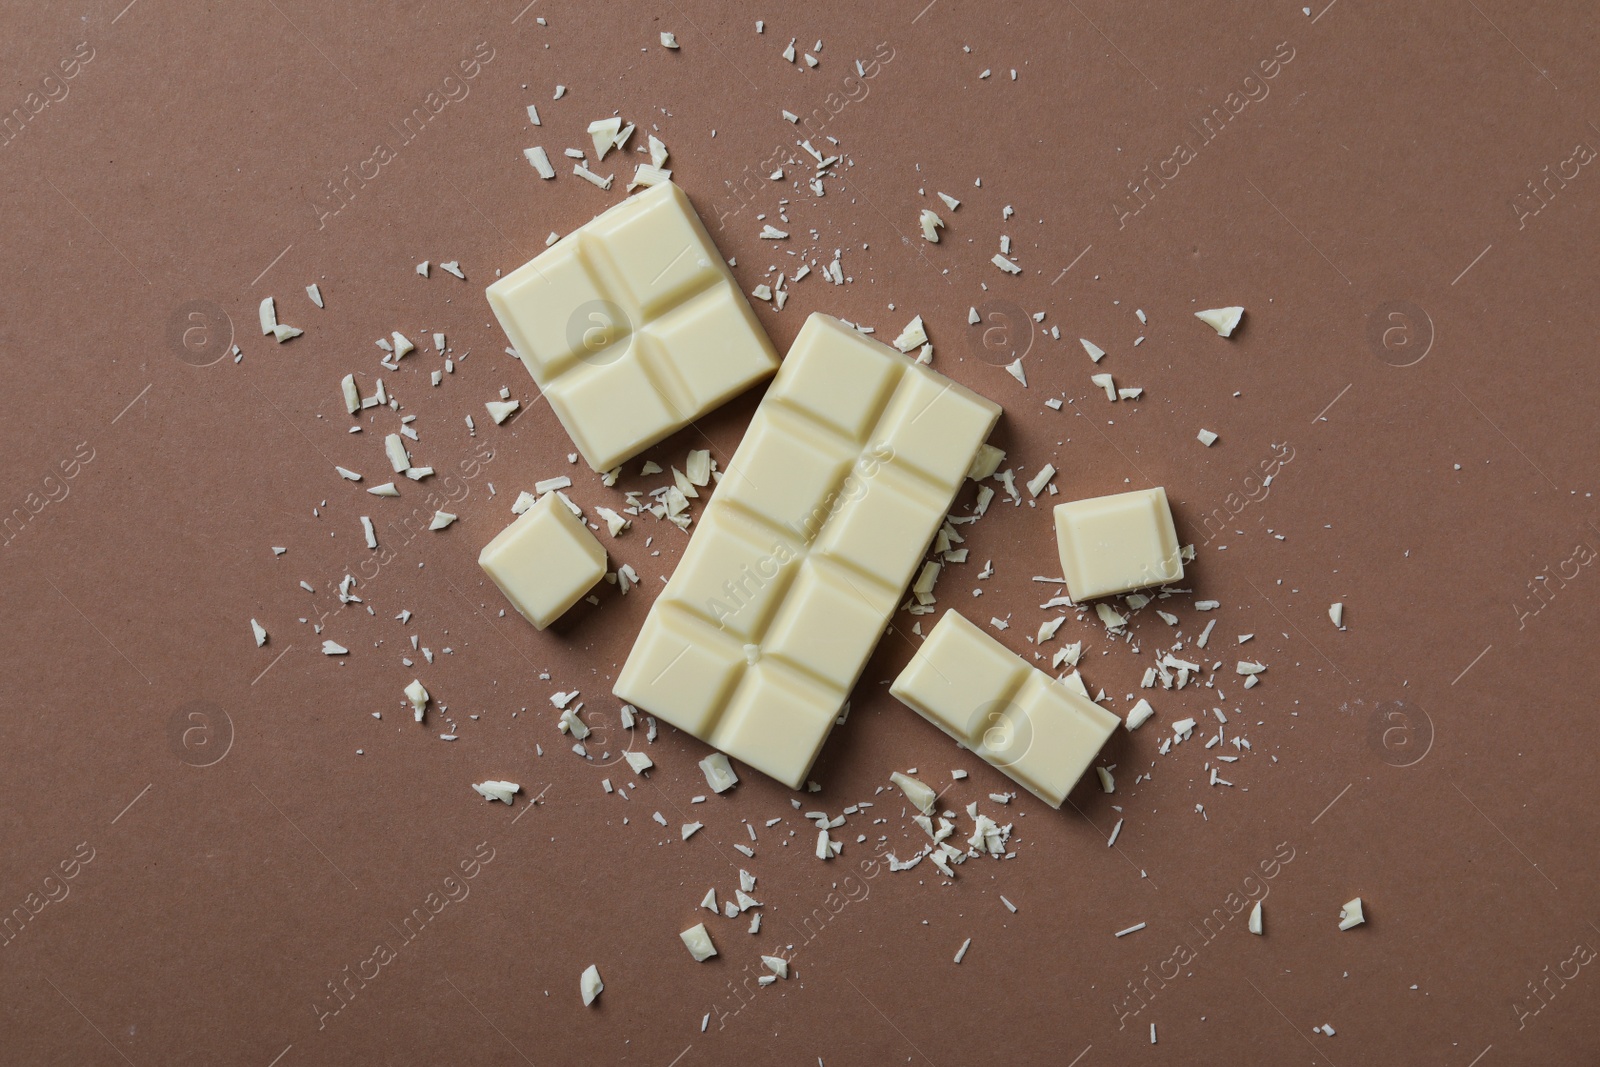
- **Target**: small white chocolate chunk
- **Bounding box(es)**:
[699,753,739,793]
[580,964,603,1006]
[1195,306,1244,337]
[384,434,410,473]
[890,771,937,814]
[340,374,360,415]
[473,780,520,804]
[486,400,520,424]
[479,493,607,630]
[404,679,429,722]
[894,315,927,353]
[1054,488,1182,602]
[680,923,717,961]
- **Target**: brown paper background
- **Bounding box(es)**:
[3,1,1596,1064]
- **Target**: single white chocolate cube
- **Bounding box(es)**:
[614,313,1001,788]
[890,610,1120,808]
[478,492,607,629]
[485,181,779,471]
[1052,487,1183,602]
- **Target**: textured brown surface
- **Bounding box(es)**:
[3,2,1597,1064]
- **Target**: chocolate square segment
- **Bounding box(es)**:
[890,610,1120,808]
[486,182,778,471]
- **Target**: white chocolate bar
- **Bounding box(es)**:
[613,313,1001,788]
[1052,487,1183,602]
[890,609,1119,807]
[485,182,779,471]
[479,492,607,630]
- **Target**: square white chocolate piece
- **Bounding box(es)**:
[613,313,1001,788]
[1052,487,1183,602]
[890,610,1120,807]
[478,492,607,629]
[485,182,779,471]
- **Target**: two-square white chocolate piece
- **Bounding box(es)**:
[485,181,779,472]
[1053,487,1183,602]
[479,493,607,629]
[890,610,1119,808]
[613,313,1001,789]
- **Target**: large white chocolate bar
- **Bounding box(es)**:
[890,609,1119,807]
[1053,487,1183,602]
[613,313,1001,788]
[485,182,779,472]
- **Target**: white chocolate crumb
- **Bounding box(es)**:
[404,679,429,722]
[1195,306,1244,337]
[890,771,936,814]
[893,315,927,353]
[472,780,519,804]
[580,964,603,1006]
[680,923,717,961]
[385,434,410,473]
[524,146,556,178]
[699,752,738,793]
[573,162,614,189]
